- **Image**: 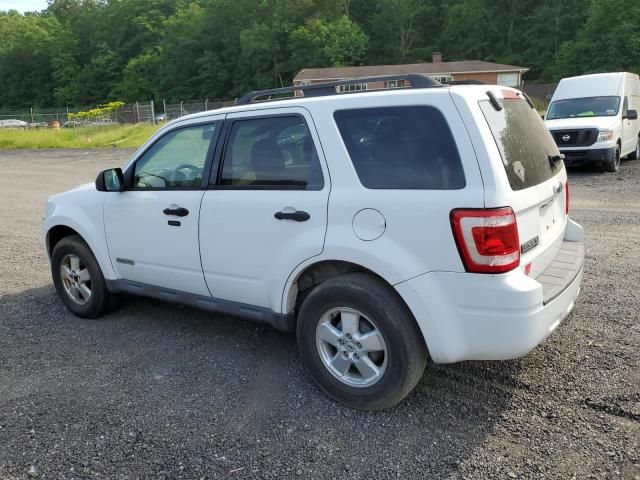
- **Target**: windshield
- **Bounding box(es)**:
[546,96,620,120]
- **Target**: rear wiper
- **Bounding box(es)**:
[548,154,565,165]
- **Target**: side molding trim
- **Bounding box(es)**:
[105,279,295,332]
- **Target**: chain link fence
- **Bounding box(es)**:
[0,99,230,129]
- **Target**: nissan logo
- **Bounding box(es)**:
[562,134,571,142]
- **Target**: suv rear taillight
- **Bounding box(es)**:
[450,208,520,274]
[565,181,569,215]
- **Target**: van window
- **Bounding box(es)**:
[334,106,465,190]
[546,96,620,120]
[480,98,562,191]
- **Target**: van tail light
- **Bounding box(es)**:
[450,207,520,274]
[565,181,569,215]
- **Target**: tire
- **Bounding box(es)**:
[605,144,621,172]
[51,235,119,318]
[628,137,640,160]
[296,273,427,410]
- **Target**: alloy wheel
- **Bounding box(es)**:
[60,254,92,305]
[316,307,387,388]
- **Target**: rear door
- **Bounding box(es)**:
[477,90,567,277]
[199,107,329,311]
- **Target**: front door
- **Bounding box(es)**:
[199,108,330,311]
[104,119,223,296]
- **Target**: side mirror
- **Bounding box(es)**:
[624,109,638,120]
[95,168,124,192]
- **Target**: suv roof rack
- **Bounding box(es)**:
[442,79,485,85]
[235,74,443,105]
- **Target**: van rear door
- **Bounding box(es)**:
[477,89,568,279]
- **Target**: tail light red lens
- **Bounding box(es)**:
[450,207,520,274]
[565,181,569,215]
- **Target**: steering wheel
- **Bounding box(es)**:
[173,163,202,176]
[169,163,202,184]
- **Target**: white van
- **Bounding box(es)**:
[545,72,640,171]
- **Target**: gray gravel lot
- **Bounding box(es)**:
[0,148,638,479]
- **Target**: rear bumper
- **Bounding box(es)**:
[395,219,584,363]
[561,147,615,166]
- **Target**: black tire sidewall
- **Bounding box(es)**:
[297,273,426,410]
[605,145,621,172]
[51,236,110,318]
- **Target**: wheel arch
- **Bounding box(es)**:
[283,259,419,326]
[46,224,81,257]
[44,217,117,281]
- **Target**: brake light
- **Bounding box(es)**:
[500,89,521,100]
[450,208,520,273]
[565,181,569,215]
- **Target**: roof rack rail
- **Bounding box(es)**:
[442,79,485,85]
[235,74,443,105]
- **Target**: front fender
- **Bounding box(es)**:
[43,193,116,281]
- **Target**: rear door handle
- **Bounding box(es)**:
[274,210,310,222]
[163,206,189,217]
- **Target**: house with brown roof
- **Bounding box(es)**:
[293,53,529,92]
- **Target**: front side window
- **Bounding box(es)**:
[220,115,323,190]
[134,123,218,189]
[334,106,466,189]
[546,96,621,120]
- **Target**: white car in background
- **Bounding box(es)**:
[0,119,28,129]
[42,76,584,410]
[545,72,640,172]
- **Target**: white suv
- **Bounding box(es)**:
[43,75,584,410]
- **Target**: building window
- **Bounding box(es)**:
[428,75,453,84]
[337,83,368,93]
[384,80,406,88]
[497,73,520,88]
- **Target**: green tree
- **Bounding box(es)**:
[551,0,640,78]
[289,16,367,70]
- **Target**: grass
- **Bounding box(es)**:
[0,123,161,149]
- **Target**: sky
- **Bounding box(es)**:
[0,0,48,12]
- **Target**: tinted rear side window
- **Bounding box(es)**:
[479,99,562,190]
[334,106,465,189]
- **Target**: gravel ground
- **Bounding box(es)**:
[0,149,638,480]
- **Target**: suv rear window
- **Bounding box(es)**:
[334,106,465,189]
[479,98,562,190]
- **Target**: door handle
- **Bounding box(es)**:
[274,210,310,222]
[163,206,189,217]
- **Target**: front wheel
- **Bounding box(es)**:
[296,273,427,410]
[605,145,621,172]
[51,235,119,318]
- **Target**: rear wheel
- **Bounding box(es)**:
[51,235,119,318]
[605,144,621,172]
[296,273,427,410]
